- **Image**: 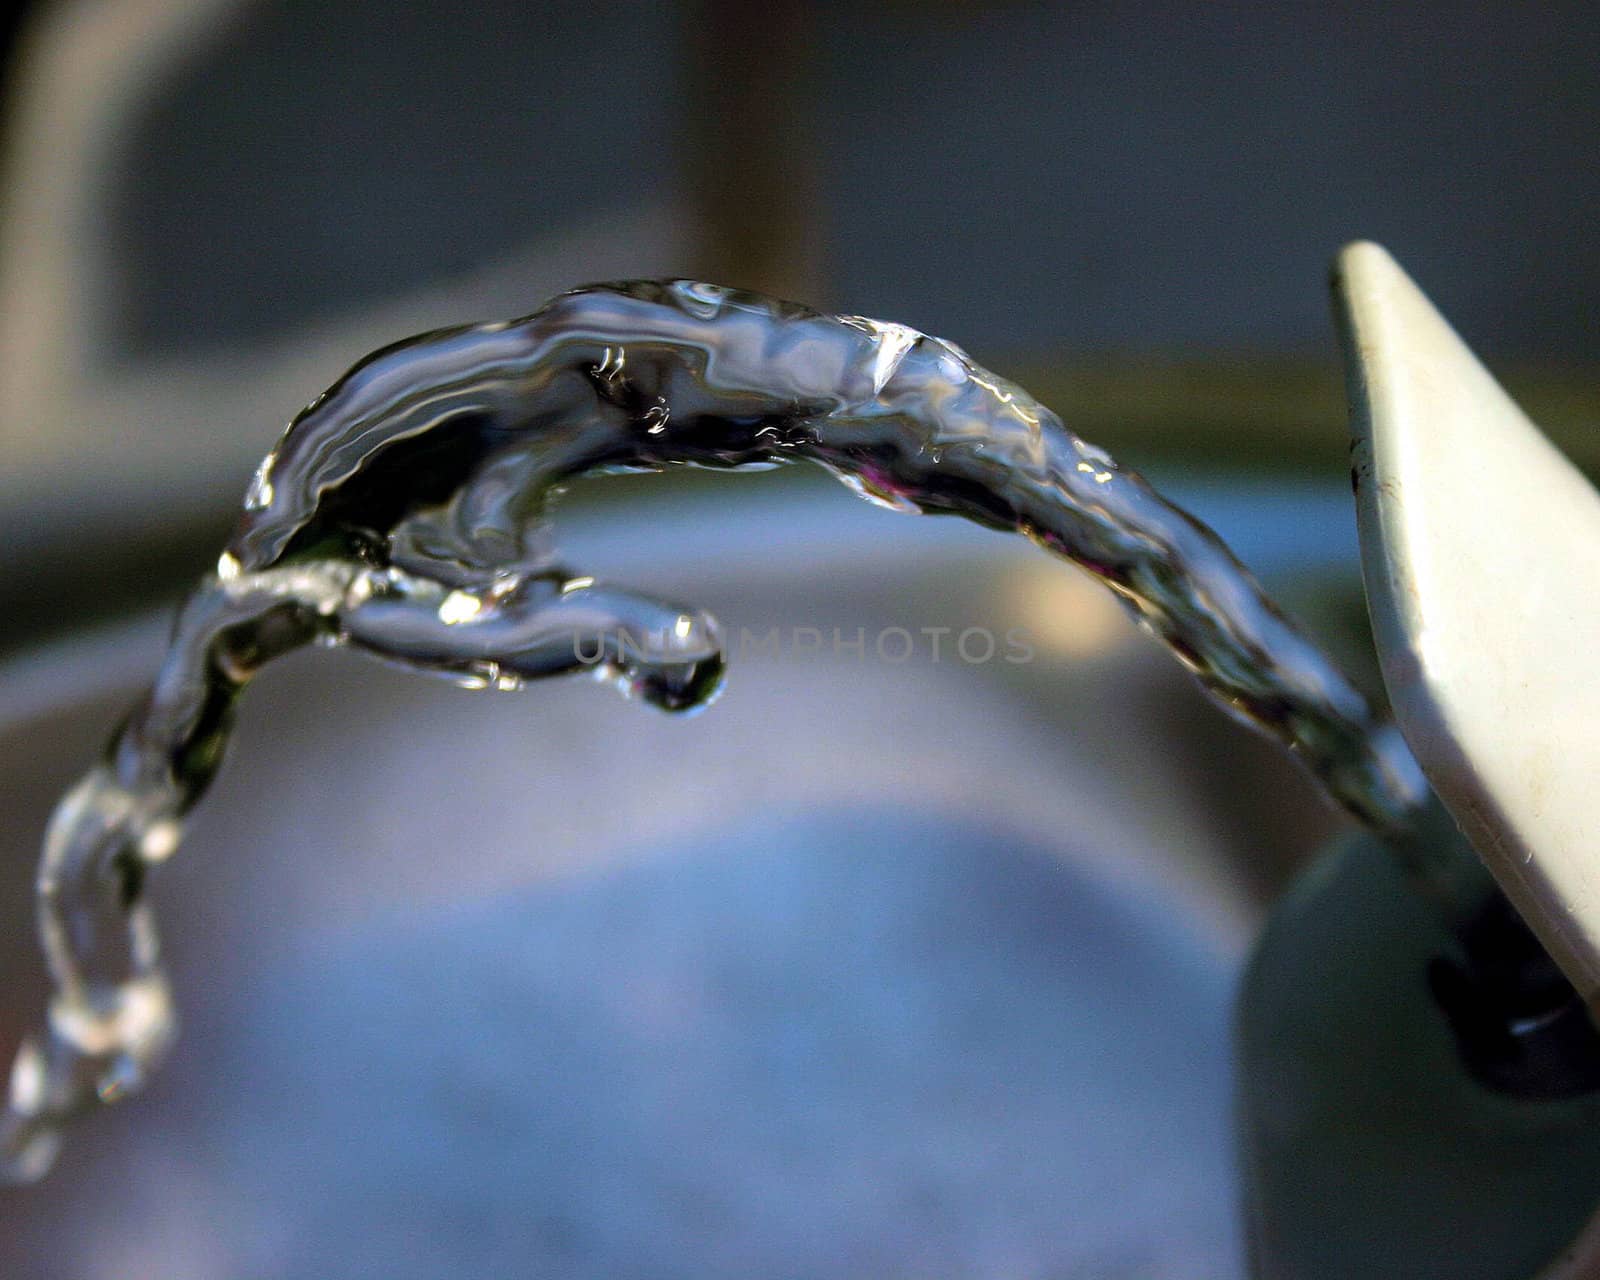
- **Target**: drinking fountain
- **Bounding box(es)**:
[1,244,1597,1280]
[1241,244,1600,1279]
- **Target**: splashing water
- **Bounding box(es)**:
[0,279,1426,1181]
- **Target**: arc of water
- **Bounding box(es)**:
[2,279,1424,1181]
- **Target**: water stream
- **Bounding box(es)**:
[1,279,1425,1180]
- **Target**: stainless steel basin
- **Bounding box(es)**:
[0,478,1345,1277]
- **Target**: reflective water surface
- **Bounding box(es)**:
[2,281,1419,1185]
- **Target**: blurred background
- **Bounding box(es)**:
[0,2,1594,1276]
